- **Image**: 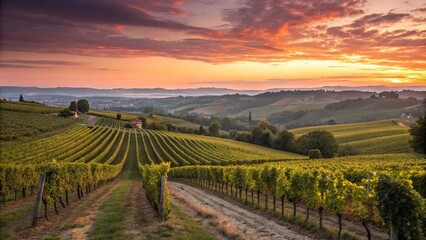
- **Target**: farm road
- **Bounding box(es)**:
[169,181,312,240]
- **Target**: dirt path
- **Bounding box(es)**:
[169,181,312,240]
[59,182,120,240]
[122,180,159,240]
[170,190,229,240]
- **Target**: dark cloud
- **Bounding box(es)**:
[220,0,366,39]
[2,59,83,65]
[350,13,411,27]
[1,0,201,31]
[0,63,51,69]
[0,0,424,69]
[412,8,426,13]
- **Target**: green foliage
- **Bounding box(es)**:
[291,119,412,155]
[170,155,426,239]
[308,149,322,159]
[0,101,62,113]
[208,120,221,137]
[409,115,426,154]
[68,101,77,111]
[138,162,171,220]
[272,130,295,151]
[376,174,424,239]
[77,99,90,113]
[337,144,359,156]
[59,108,73,118]
[0,162,122,204]
[199,125,205,135]
[0,110,73,140]
[116,113,121,120]
[251,120,277,147]
[19,95,24,102]
[295,130,338,158]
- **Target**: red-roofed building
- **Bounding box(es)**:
[130,119,142,129]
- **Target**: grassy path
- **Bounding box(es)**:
[87,132,218,240]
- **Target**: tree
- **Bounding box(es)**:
[77,99,90,113]
[308,149,322,159]
[379,91,399,99]
[252,120,278,146]
[409,115,426,154]
[19,94,24,102]
[68,101,77,111]
[295,130,338,158]
[208,121,221,137]
[199,125,205,135]
[59,108,73,118]
[327,119,337,125]
[272,130,295,151]
[248,111,252,125]
[116,113,121,120]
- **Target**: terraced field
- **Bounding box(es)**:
[290,120,412,154]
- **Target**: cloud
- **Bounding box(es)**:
[350,13,411,27]
[0,0,425,70]
[0,63,51,69]
[1,59,83,65]
[219,0,366,40]
[2,0,201,31]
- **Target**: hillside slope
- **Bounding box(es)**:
[290,120,412,154]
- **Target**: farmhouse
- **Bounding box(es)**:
[130,119,142,129]
[70,111,78,119]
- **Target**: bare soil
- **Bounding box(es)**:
[122,179,159,240]
[1,181,119,240]
[59,182,120,240]
[169,181,312,240]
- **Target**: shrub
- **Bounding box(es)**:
[337,144,359,156]
[124,123,133,128]
[58,108,73,118]
[308,149,322,159]
[409,115,425,154]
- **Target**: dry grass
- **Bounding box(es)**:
[172,190,242,239]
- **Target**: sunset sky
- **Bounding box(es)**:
[1,0,425,89]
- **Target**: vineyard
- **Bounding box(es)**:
[291,120,412,154]
[95,117,128,128]
[1,114,425,239]
[0,101,63,113]
[169,154,426,239]
[0,110,74,140]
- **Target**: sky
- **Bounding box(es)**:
[0,0,425,90]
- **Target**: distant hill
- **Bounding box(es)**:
[1,86,424,128]
[1,85,425,99]
[267,97,424,128]
[0,86,263,98]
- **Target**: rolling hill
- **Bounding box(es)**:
[290,120,413,154]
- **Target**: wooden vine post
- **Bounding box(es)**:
[159,176,165,221]
[32,173,46,227]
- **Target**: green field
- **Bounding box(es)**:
[290,120,412,154]
[0,101,63,113]
[0,110,74,140]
